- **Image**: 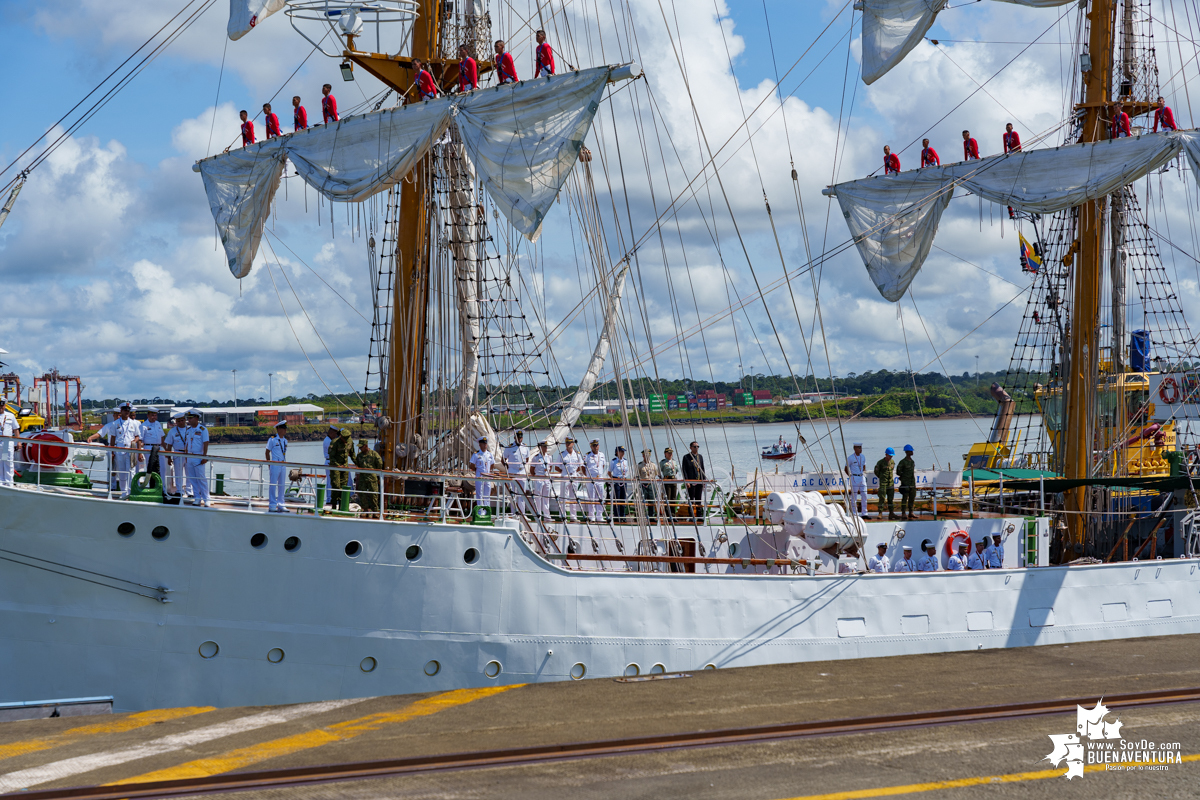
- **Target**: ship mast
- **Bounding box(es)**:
[1063,0,1151,551]
[338,2,489,468]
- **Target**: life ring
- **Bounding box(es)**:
[945,529,971,557]
[24,432,69,467]
[1159,376,1181,404]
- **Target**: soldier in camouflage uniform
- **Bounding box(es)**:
[897,444,917,520]
[354,438,384,512]
[329,428,354,508]
[873,447,897,520]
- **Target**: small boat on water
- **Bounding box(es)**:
[761,440,796,461]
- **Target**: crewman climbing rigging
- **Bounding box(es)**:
[1002,123,1021,153]
[920,138,940,167]
[412,58,439,100]
[1153,96,1177,131]
[535,30,555,77]
[1111,103,1131,138]
[457,45,479,92]
[239,110,255,146]
[962,130,979,160]
[882,145,900,175]
[321,83,339,123]
[494,39,518,84]
[263,103,281,138]
[292,95,308,130]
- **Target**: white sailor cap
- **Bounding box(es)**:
[902,545,913,551]
[186,408,201,417]
[274,420,288,428]
[171,411,185,420]
[514,429,524,435]
[118,401,132,410]
[478,436,488,443]
[852,442,863,447]
[876,541,887,549]
[590,438,600,444]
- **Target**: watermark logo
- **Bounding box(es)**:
[1044,699,1182,779]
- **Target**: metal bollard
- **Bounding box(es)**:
[315,483,325,513]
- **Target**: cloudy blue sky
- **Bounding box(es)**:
[1,0,1198,403]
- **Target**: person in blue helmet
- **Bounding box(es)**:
[873,446,897,520]
[897,444,917,520]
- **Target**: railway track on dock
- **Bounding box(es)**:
[9,686,1200,799]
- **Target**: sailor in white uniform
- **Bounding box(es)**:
[583,439,607,522]
[88,402,142,497]
[138,408,165,485]
[947,542,969,571]
[163,412,189,496]
[891,544,916,572]
[265,420,289,512]
[844,442,868,517]
[468,436,495,511]
[528,440,554,518]
[558,437,584,521]
[916,539,939,571]
[503,430,531,514]
[0,403,19,485]
[867,542,890,573]
[183,409,210,506]
[967,538,988,570]
[608,446,630,522]
[985,533,1005,568]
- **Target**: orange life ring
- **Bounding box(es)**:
[1159,376,1181,404]
[24,432,69,467]
[945,529,971,557]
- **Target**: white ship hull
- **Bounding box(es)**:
[1,485,1197,711]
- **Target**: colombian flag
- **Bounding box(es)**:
[1019,232,1042,273]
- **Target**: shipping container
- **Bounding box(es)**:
[706,398,717,410]
[717,397,726,408]
[667,396,679,410]
[687,401,699,411]
[754,398,775,406]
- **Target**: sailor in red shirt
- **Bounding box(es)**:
[1153,96,1176,132]
[412,58,439,101]
[457,45,479,92]
[962,130,980,160]
[493,39,518,84]
[239,110,255,147]
[882,145,900,175]
[262,103,281,138]
[1110,103,1131,138]
[535,30,555,77]
[321,83,339,124]
[1002,123,1021,153]
[292,95,308,131]
[920,138,940,168]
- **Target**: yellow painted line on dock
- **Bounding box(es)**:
[109,685,522,785]
[0,707,214,762]
[778,753,1200,799]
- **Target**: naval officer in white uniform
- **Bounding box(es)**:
[985,533,1005,568]
[559,437,584,521]
[891,544,916,572]
[163,412,188,496]
[867,542,890,573]
[88,402,142,497]
[138,408,165,484]
[528,440,554,518]
[468,436,495,511]
[844,442,868,517]
[583,439,607,522]
[917,539,939,571]
[503,430,530,514]
[265,420,289,512]
[184,408,210,506]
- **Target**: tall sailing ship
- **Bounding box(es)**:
[0,0,1198,712]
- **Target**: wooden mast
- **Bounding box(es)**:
[336,3,490,468]
[1063,0,1117,553]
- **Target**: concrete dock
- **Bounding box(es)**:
[1,634,1198,798]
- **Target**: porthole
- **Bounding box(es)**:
[484,660,502,678]
[464,547,480,565]
[267,648,285,663]
[570,663,586,680]
[345,540,363,558]
[424,659,441,676]
[284,536,301,552]
[151,525,169,541]
[250,532,268,549]
[117,522,135,537]
[405,545,422,561]
[360,657,377,673]
[703,664,717,670]
[198,641,219,659]
[623,663,640,678]
[728,542,739,558]
[650,663,666,675]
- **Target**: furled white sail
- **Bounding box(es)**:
[228,0,288,40]
[545,261,630,449]
[196,65,623,278]
[197,101,450,278]
[858,0,1073,85]
[455,68,612,241]
[824,132,1195,301]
